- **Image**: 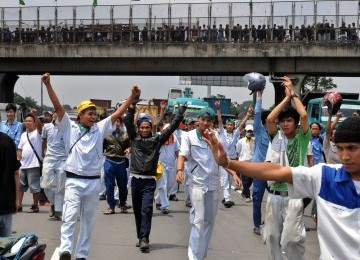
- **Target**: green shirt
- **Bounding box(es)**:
[270,128,310,191]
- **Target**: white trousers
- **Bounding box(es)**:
[59,177,100,259]
[265,194,306,260]
[184,173,191,204]
[219,166,233,202]
[155,173,169,209]
[188,188,218,260]
[41,160,66,212]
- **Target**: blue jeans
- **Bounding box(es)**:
[252,178,268,228]
[131,177,156,241]
[104,158,128,209]
[0,214,12,236]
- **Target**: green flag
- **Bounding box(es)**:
[19,0,25,5]
[249,0,253,13]
[93,0,97,7]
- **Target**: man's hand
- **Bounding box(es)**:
[281,76,295,96]
[214,100,221,109]
[41,72,50,85]
[336,111,344,119]
[203,129,229,167]
[247,105,254,115]
[178,102,187,115]
[30,108,38,115]
[176,170,183,184]
[226,168,241,186]
[160,101,167,109]
[131,85,141,98]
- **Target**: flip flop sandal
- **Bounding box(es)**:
[103,209,115,215]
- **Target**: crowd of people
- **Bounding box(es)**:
[0,73,359,260]
[1,20,359,44]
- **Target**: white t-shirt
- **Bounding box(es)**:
[18,129,42,169]
[42,122,67,165]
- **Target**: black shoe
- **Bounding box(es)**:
[76,258,86,260]
[161,208,170,214]
[169,194,178,201]
[155,203,161,210]
[99,194,106,201]
[139,238,150,252]
[253,226,261,235]
[185,202,192,208]
[59,251,71,260]
[224,201,234,208]
[221,198,225,204]
[136,239,141,247]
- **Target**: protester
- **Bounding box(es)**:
[250,89,270,235]
[103,117,131,215]
[215,100,241,208]
[41,72,140,260]
[41,110,66,220]
[176,107,241,260]
[264,76,310,259]
[17,109,43,213]
[124,100,186,253]
[0,132,20,236]
[204,115,360,260]
[0,103,23,147]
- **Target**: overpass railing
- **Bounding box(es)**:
[1,0,359,44]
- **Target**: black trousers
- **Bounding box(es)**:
[131,177,156,241]
[240,174,253,199]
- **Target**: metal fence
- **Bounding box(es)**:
[1,0,359,44]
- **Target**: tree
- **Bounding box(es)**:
[302,76,337,93]
[230,100,253,118]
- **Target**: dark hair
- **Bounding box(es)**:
[5,103,17,112]
[261,110,271,125]
[25,113,35,122]
[278,107,300,125]
[310,122,322,130]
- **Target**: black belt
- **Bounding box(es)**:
[270,190,288,197]
[66,171,100,180]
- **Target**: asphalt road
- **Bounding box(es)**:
[13,187,320,260]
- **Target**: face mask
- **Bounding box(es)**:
[246,132,252,138]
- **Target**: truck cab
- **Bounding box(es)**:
[307,98,360,130]
[167,97,209,118]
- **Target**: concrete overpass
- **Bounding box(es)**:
[1,41,360,102]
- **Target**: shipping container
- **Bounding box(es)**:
[90,99,112,109]
[203,98,232,115]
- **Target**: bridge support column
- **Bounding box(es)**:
[271,74,307,106]
[0,73,19,103]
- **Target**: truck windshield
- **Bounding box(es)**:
[321,104,360,122]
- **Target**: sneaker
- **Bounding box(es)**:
[139,238,150,252]
[59,251,71,260]
[155,203,161,210]
[118,203,132,209]
[185,202,192,208]
[54,211,62,221]
[224,201,234,208]
[169,194,179,201]
[49,205,55,217]
[27,205,39,213]
[253,226,261,235]
[161,208,170,214]
[99,194,106,201]
[221,198,225,204]
[245,198,252,203]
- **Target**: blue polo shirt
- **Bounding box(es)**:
[0,120,23,148]
[251,99,269,163]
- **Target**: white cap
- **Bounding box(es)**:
[245,125,254,131]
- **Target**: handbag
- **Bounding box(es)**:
[26,132,43,172]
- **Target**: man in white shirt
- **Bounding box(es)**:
[236,124,255,202]
[41,73,140,260]
[206,115,360,260]
[17,109,43,213]
[41,111,67,220]
[176,107,240,260]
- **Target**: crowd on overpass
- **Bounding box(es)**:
[0,20,359,44]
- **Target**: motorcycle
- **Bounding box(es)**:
[0,233,46,260]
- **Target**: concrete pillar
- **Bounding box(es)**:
[0,74,19,103]
[271,74,307,106]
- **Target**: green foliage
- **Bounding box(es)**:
[302,76,337,93]
[230,100,252,118]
